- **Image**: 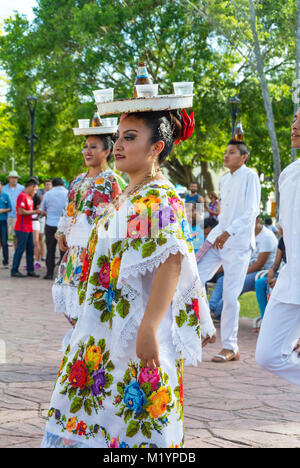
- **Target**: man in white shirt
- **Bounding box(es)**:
[196,140,261,362]
[209,216,277,319]
[256,110,300,385]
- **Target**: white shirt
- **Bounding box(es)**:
[272,158,300,304]
[250,226,278,270]
[207,164,261,251]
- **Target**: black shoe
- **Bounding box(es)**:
[11,271,26,278]
[27,271,40,278]
[43,275,53,280]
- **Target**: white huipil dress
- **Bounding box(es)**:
[52,170,121,348]
[42,180,215,448]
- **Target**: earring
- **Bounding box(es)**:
[151,160,158,178]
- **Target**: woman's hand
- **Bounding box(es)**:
[136,321,160,369]
[58,234,69,252]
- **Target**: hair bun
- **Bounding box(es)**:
[169,110,183,143]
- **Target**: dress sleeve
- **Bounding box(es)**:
[117,185,215,365]
[56,178,77,235]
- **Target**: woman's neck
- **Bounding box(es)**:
[127,167,164,191]
[87,163,108,178]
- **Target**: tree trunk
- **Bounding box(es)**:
[249,0,281,217]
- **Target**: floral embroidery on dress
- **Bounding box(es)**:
[56,336,114,417]
[175,298,201,337]
[174,359,184,421]
[113,361,175,439]
[47,409,106,440]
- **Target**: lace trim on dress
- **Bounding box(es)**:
[113,243,212,366]
[52,283,81,319]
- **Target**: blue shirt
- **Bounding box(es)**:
[2,183,24,218]
[40,186,68,227]
[185,193,200,204]
[188,223,205,253]
[0,192,12,221]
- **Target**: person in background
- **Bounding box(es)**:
[255,227,286,323]
[203,218,219,239]
[32,184,42,270]
[264,217,279,237]
[0,180,12,268]
[11,179,40,278]
[2,171,24,249]
[40,177,68,280]
[186,202,204,253]
[196,139,261,362]
[43,180,53,193]
[185,182,204,204]
[209,215,278,321]
[205,191,221,220]
[38,179,52,262]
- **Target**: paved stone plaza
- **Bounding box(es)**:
[1,259,300,448]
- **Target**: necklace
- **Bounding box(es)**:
[98,168,163,227]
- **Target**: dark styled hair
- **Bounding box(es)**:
[85,134,114,162]
[227,139,250,156]
[125,110,183,163]
[264,217,272,226]
[204,218,219,230]
[25,179,39,188]
[52,177,65,187]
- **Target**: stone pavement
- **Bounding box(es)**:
[1,258,300,448]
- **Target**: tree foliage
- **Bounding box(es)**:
[0,0,298,192]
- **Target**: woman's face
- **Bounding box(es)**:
[82,136,110,168]
[291,109,300,149]
[113,115,164,176]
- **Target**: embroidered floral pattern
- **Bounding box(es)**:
[174,359,184,421]
[114,361,175,439]
[47,408,108,441]
[55,171,121,289]
[57,337,114,416]
[175,298,201,338]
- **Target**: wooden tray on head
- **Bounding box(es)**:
[96,94,193,116]
[73,126,118,136]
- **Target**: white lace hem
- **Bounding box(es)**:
[52,283,81,319]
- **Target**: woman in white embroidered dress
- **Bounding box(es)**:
[53,134,122,347]
[42,110,216,448]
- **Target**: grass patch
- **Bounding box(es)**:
[207,290,260,320]
[239,292,260,319]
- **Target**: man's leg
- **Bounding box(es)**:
[26,232,35,274]
[220,248,252,353]
[45,225,57,278]
[255,277,268,319]
[256,297,300,386]
[11,231,28,274]
[0,220,9,266]
[209,275,224,316]
[197,247,222,286]
[212,271,258,320]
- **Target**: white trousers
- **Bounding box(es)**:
[256,297,300,386]
[197,246,251,353]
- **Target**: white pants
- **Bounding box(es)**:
[197,246,251,353]
[256,297,300,386]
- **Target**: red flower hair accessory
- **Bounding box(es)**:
[175,109,195,144]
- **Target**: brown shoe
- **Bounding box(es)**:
[212,348,240,363]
